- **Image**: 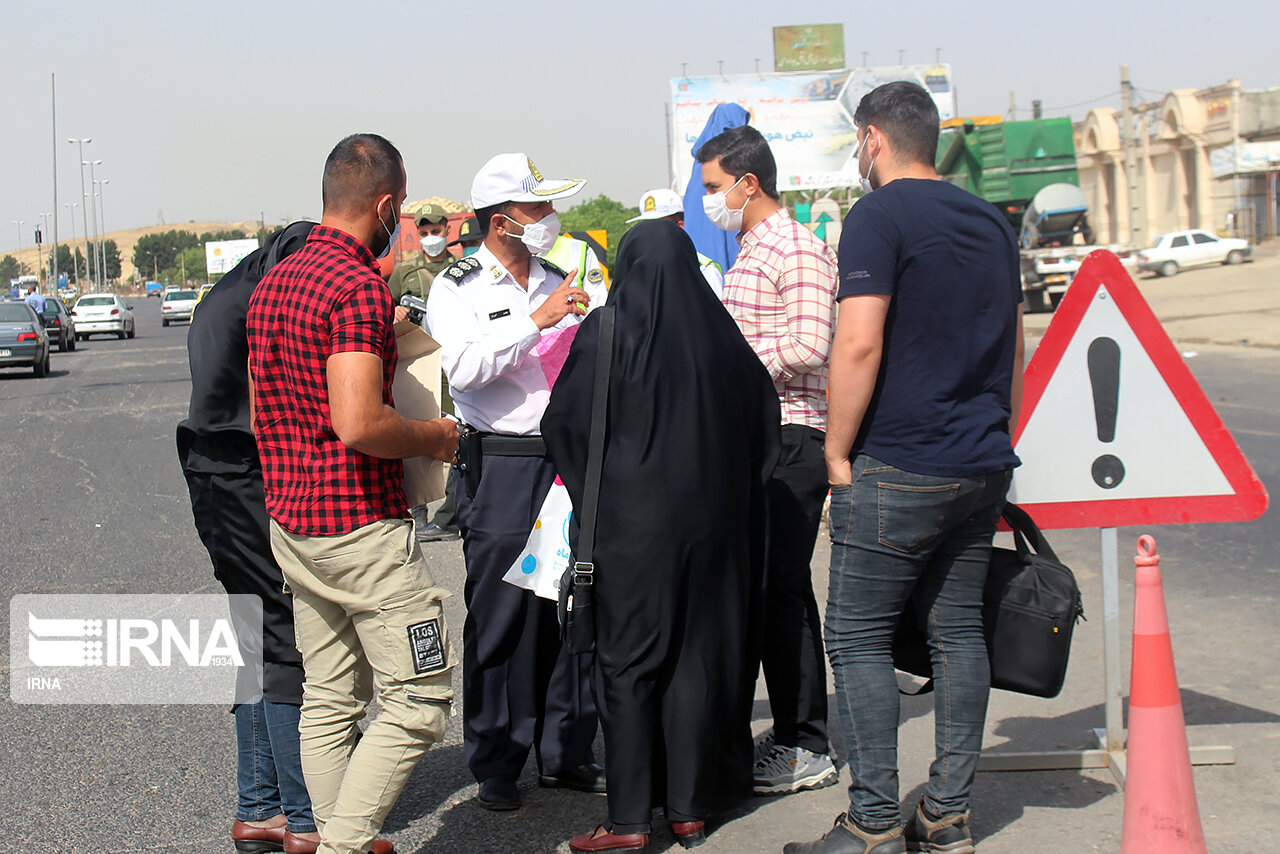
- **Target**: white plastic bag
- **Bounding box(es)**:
[503,478,573,601]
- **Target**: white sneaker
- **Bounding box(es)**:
[753,744,839,795]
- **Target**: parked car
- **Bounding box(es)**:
[161,289,200,326]
[38,297,77,352]
[0,301,51,377]
[72,293,136,340]
[1138,230,1251,277]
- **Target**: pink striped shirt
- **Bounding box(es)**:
[723,208,838,430]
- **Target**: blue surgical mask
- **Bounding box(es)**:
[376,200,400,259]
[462,245,480,257]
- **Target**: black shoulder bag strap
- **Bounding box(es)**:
[574,306,615,580]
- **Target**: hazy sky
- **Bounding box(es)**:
[3,0,1276,252]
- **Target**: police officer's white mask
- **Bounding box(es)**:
[503,212,561,255]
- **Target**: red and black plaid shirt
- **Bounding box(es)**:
[246,225,405,536]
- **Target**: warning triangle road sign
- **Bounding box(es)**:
[1008,251,1268,529]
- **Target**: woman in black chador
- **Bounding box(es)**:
[543,220,781,853]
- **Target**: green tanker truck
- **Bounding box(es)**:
[936,115,1137,311]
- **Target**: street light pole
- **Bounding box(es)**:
[68,138,92,287]
[86,159,102,289]
[64,203,80,287]
[13,220,25,281]
[98,179,109,288]
[40,213,52,289]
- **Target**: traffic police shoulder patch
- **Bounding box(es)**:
[586,269,604,284]
[537,257,568,279]
[443,256,482,283]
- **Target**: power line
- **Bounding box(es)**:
[1041,91,1122,112]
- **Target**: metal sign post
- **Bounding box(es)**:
[977,252,1264,784]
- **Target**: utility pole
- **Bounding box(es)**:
[39,213,51,288]
[1008,91,1016,120]
[13,221,25,279]
[69,138,92,288]
[65,203,80,286]
[51,74,58,292]
[86,160,102,288]
[1231,79,1243,236]
[1121,65,1145,247]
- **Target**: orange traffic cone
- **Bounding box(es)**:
[1121,535,1206,853]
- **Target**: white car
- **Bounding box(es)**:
[1138,230,1251,277]
[161,289,199,326]
[72,293,136,340]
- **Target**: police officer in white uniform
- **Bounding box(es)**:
[627,188,726,298]
[426,153,607,811]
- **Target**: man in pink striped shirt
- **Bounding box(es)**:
[698,125,839,796]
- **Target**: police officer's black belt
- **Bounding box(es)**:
[478,433,546,457]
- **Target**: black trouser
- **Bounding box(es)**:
[760,424,830,754]
[453,457,598,782]
[177,427,304,705]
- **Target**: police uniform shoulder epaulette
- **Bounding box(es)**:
[442,256,482,283]
[536,257,568,279]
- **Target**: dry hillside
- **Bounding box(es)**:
[4,220,261,285]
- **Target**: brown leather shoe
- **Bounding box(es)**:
[283,832,395,854]
[232,819,286,853]
[671,820,707,849]
[569,824,650,852]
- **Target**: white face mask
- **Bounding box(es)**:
[859,133,878,194]
[702,175,749,231]
[504,212,560,255]
[420,234,447,257]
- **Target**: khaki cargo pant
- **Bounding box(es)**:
[270,518,454,854]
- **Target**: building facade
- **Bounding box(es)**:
[1076,80,1280,246]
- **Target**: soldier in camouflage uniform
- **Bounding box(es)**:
[389,203,453,307]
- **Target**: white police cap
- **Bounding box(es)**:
[470,153,585,209]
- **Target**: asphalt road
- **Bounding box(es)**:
[0,294,1275,853]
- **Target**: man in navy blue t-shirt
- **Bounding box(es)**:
[786,82,1025,854]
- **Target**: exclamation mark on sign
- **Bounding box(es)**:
[1088,336,1125,489]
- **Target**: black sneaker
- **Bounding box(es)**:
[417,521,460,543]
[783,813,906,854]
[904,802,973,853]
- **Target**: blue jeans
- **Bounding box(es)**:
[235,699,316,833]
[825,454,1010,830]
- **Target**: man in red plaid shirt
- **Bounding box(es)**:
[246,133,459,854]
[697,125,840,797]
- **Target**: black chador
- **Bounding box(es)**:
[543,220,781,832]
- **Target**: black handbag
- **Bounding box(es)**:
[556,306,614,655]
[893,502,1085,699]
